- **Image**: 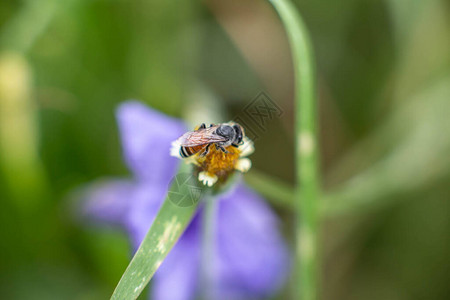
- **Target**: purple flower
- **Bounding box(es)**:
[82,101,290,300]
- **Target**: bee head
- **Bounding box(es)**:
[232,124,244,145]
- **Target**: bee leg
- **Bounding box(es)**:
[200,144,211,157]
[231,143,239,148]
[194,123,206,131]
[216,144,228,154]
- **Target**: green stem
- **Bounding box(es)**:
[268,1,319,300]
[200,195,217,300]
[244,170,295,209]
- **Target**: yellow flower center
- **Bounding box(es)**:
[194,145,241,180]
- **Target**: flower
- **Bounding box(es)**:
[82,101,290,300]
[170,123,254,187]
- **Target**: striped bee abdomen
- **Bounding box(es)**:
[180,145,208,158]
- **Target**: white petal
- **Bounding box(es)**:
[239,137,255,157]
[198,171,218,187]
[235,158,252,173]
[170,140,182,158]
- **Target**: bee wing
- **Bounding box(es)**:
[177,127,227,147]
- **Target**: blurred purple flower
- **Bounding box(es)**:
[82,101,290,300]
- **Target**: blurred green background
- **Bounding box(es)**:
[1,0,449,299]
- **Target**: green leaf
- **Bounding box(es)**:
[111,164,205,300]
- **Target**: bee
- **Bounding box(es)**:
[175,123,245,158]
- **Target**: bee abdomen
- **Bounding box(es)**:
[179,146,191,158]
[180,145,206,158]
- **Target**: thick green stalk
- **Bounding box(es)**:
[268,1,319,299]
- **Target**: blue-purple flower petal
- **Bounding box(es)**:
[82,179,135,226]
[213,183,290,299]
[149,182,290,300]
[116,101,186,184]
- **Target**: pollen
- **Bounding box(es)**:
[196,145,241,180]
